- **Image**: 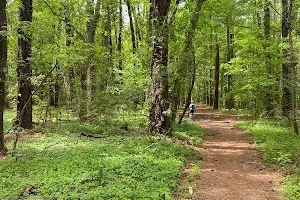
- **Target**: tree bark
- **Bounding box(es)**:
[0,0,7,151]
[214,43,220,109]
[149,0,171,134]
[281,0,292,117]
[16,0,33,129]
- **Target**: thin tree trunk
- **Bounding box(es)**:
[64,3,75,106]
[49,74,55,106]
[86,0,101,113]
[282,0,292,117]
[100,5,113,90]
[149,0,171,134]
[117,0,123,75]
[54,63,59,107]
[0,0,7,152]
[126,0,137,55]
[178,53,196,124]
[214,43,220,109]
[171,0,205,119]
[16,0,33,129]
[288,0,298,134]
[226,26,234,110]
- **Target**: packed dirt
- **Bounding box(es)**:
[187,106,284,200]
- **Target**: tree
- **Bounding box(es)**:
[149,0,171,134]
[281,0,292,117]
[0,0,7,153]
[16,0,33,129]
[214,43,220,109]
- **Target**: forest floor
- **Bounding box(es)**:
[183,106,284,200]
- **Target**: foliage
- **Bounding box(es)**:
[235,121,300,199]
[172,122,204,145]
[1,110,202,199]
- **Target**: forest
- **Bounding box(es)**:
[0,0,300,199]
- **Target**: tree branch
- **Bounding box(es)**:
[42,0,85,40]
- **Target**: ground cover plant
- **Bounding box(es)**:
[236,121,300,199]
[0,110,203,199]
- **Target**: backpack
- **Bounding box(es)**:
[191,104,195,111]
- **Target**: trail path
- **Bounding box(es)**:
[191,106,283,200]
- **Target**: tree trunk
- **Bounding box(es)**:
[170,0,205,119]
[117,0,123,75]
[54,63,59,107]
[281,0,292,117]
[49,75,55,106]
[126,0,137,55]
[214,43,220,109]
[178,53,196,124]
[86,0,101,112]
[17,0,33,129]
[263,2,274,117]
[0,0,7,152]
[101,4,113,89]
[64,3,75,106]
[149,0,171,134]
[288,0,298,134]
[226,26,234,110]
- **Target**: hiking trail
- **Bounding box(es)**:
[186,106,283,200]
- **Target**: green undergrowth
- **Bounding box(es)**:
[172,122,204,145]
[1,110,203,199]
[235,121,300,199]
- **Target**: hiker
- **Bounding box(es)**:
[189,100,196,120]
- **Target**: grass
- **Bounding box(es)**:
[235,120,300,200]
[1,109,204,199]
[172,122,204,145]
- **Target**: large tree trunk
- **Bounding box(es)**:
[0,0,7,152]
[213,43,220,109]
[17,0,33,129]
[149,0,171,134]
[281,0,292,117]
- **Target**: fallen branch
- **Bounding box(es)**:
[80,132,105,139]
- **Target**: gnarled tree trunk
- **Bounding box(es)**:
[149,0,171,134]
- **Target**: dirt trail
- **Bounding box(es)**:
[191,106,283,200]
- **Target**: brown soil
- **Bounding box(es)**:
[179,106,284,200]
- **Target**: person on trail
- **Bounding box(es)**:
[188,100,196,121]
